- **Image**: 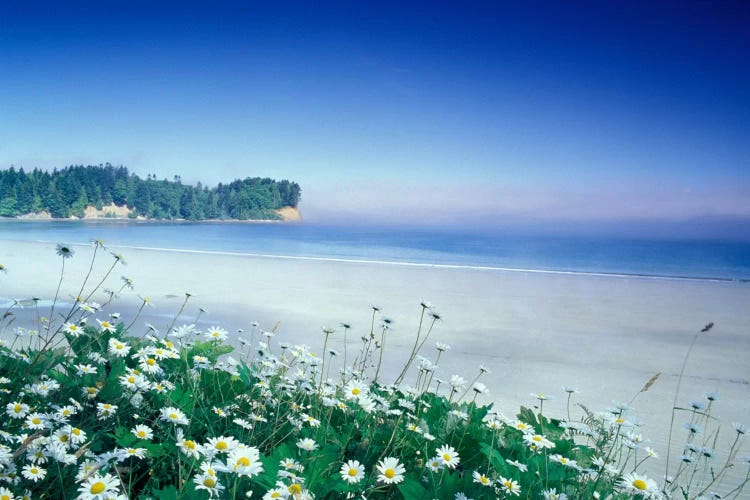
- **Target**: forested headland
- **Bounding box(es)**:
[0,164,301,220]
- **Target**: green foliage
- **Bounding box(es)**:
[0,164,301,220]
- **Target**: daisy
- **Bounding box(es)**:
[205,326,228,342]
[205,436,240,454]
[160,406,189,426]
[228,447,263,477]
[300,413,321,428]
[138,356,163,375]
[435,342,451,352]
[6,401,30,419]
[118,447,147,460]
[64,323,84,337]
[499,476,521,496]
[376,457,405,484]
[131,424,153,440]
[543,488,569,500]
[343,380,368,400]
[436,445,460,469]
[75,364,98,376]
[175,429,201,458]
[96,319,116,333]
[296,438,318,452]
[233,418,253,430]
[107,339,130,357]
[472,470,493,487]
[426,457,444,472]
[618,472,661,498]
[550,454,577,468]
[339,460,365,484]
[512,420,534,433]
[262,486,288,499]
[63,425,87,445]
[523,433,555,449]
[56,243,75,259]
[506,459,528,472]
[352,394,375,413]
[194,473,224,497]
[77,472,121,499]
[80,302,100,314]
[25,413,48,430]
[21,464,46,482]
[279,458,303,471]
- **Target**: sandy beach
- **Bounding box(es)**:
[1,238,749,472]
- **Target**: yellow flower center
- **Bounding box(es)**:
[348,468,357,476]
[442,453,452,461]
[60,435,69,442]
[215,441,227,450]
[532,435,542,442]
[87,387,96,394]
[481,476,489,484]
[288,484,302,494]
[72,428,81,435]
[633,479,647,490]
[128,376,136,383]
[185,440,196,449]
[203,478,215,488]
[236,457,250,467]
[13,404,21,412]
[32,417,41,425]
[3,494,12,500]
[146,358,156,366]
[352,388,360,395]
[70,325,78,330]
[102,322,110,328]
[90,482,106,494]
[30,468,38,474]
[169,413,178,420]
[504,481,513,488]
[137,431,146,437]
[384,468,395,479]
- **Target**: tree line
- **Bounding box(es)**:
[0,164,301,220]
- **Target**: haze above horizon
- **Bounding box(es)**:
[1,1,749,238]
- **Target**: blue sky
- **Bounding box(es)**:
[1,1,749,232]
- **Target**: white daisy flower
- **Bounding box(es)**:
[472,470,493,487]
[160,406,189,426]
[296,438,318,452]
[376,457,405,484]
[77,472,121,499]
[131,424,153,440]
[339,459,365,484]
[499,476,521,496]
[436,445,460,469]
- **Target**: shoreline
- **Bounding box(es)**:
[1,236,747,285]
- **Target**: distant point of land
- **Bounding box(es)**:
[0,164,301,222]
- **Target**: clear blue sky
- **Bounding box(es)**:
[1,1,749,233]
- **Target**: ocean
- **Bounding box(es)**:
[1,220,749,282]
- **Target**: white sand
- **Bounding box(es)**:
[1,239,749,474]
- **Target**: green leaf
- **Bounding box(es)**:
[153,485,178,500]
[397,478,429,500]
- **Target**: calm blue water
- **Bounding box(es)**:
[1,220,750,281]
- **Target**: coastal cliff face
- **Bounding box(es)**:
[275,206,302,221]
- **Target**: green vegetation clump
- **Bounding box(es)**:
[0,244,747,499]
[0,164,301,220]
